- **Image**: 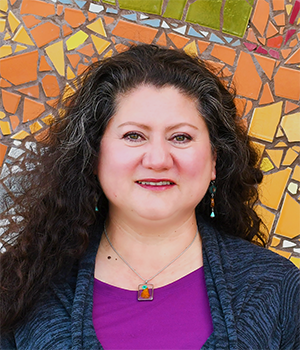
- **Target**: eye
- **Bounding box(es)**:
[171,134,192,144]
[123,132,145,142]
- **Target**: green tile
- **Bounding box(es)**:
[186,0,222,30]
[102,0,116,4]
[163,0,188,20]
[248,0,254,5]
[223,0,253,38]
[118,0,163,15]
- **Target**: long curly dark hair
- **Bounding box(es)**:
[0,44,266,333]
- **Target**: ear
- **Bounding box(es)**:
[211,149,217,180]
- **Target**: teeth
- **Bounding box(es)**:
[138,181,173,186]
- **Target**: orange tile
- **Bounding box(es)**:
[274,141,286,147]
[221,67,232,77]
[210,44,236,66]
[233,51,262,99]
[30,22,60,47]
[266,149,283,168]
[292,165,300,182]
[275,193,300,239]
[253,54,277,80]
[64,8,86,28]
[269,235,281,248]
[258,37,266,45]
[266,21,278,38]
[289,38,298,48]
[282,148,298,166]
[167,33,190,49]
[62,24,72,37]
[17,85,39,98]
[0,143,8,167]
[66,53,80,68]
[46,98,59,107]
[9,115,19,130]
[41,74,60,97]
[20,0,55,17]
[2,89,21,113]
[34,127,49,143]
[77,63,88,75]
[0,50,38,85]
[234,97,246,117]
[83,57,89,64]
[279,27,284,34]
[0,78,11,87]
[23,97,45,122]
[244,100,253,116]
[197,40,210,54]
[21,15,41,28]
[281,48,292,59]
[57,4,63,16]
[111,37,116,44]
[284,101,299,114]
[10,0,17,5]
[206,60,224,74]
[88,12,97,21]
[259,83,274,105]
[103,16,114,25]
[156,32,167,46]
[112,20,158,44]
[246,28,258,44]
[251,0,270,36]
[272,0,284,11]
[77,43,95,57]
[285,47,300,64]
[39,55,52,72]
[91,57,98,63]
[259,167,292,210]
[274,66,300,101]
[273,13,285,26]
[115,43,129,53]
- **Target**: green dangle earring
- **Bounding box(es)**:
[209,181,216,218]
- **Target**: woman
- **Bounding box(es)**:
[1,45,299,350]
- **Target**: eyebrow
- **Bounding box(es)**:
[117,121,199,131]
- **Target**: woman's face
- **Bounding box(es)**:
[97,85,216,223]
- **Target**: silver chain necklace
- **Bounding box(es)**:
[104,225,198,301]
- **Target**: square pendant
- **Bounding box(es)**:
[138,283,154,301]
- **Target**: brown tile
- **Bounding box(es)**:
[210,44,236,66]
[251,0,270,36]
[0,50,38,85]
[167,33,190,49]
[273,13,285,26]
[274,66,300,100]
[39,55,52,72]
[112,20,158,44]
[259,83,274,105]
[0,143,8,167]
[18,85,39,98]
[9,115,19,130]
[77,43,95,57]
[64,8,86,28]
[233,51,262,99]
[23,97,45,122]
[284,101,299,114]
[266,21,279,38]
[30,22,60,47]
[41,74,60,97]
[275,193,300,238]
[22,15,41,28]
[285,47,300,64]
[1,89,21,113]
[20,0,55,17]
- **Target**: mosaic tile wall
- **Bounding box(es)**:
[0,0,299,266]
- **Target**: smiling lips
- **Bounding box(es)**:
[136,179,176,190]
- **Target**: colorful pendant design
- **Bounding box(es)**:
[138,283,154,301]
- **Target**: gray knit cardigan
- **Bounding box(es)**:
[1,218,300,350]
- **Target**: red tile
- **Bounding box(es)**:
[289,0,300,24]
[267,36,283,48]
[284,29,296,45]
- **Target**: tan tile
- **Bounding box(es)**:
[269,235,280,247]
[274,141,287,147]
[269,247,291,259]
[255,204,276,233]
[281,112,300,142]
[282,149,298,166]
[266,149,283,168]
[275,193,300,238]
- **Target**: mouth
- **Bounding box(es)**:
[135,179,176,191]
[136,180,175,186]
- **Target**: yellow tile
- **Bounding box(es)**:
[282,148,298,166]
[45,40,65,76]
[281,112,300,142]
[286,4,293,15]
[66,66,76,80]
[251,141,265,162]
[0,18,5,32]
[298,18,300,25]
[0,44,12,58]
[259,168,292,210]
[86,18,106,37]
[12,26,34,46]
[275,127,284,137]
[4,30,11,40]
[287,181,298,194]
[269,247,291,259]
[269,235,280,247]
[292,146,300,153]
[184,41,198,57]
[0,0,8,12]
[248,102,283,142]
[260,157,274,172]
[274,141,287,147]
[292,165,300,182]
[91,34,110,55]
[103,49,113,58]
[41,114,55,125]
[8,11,20,33]
[275,193,300,238]
[266,149,283,168]
[0,120,11,135]
[0,111,6,119]
[290,256,300,268]
[66,30,88,51]
[14,44,27,53]
[11,130,30,140]
[29,121,42,134]
[255,204,276,233]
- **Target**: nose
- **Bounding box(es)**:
[142,138,173,170]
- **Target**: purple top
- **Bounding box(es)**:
[93,267,213,349]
